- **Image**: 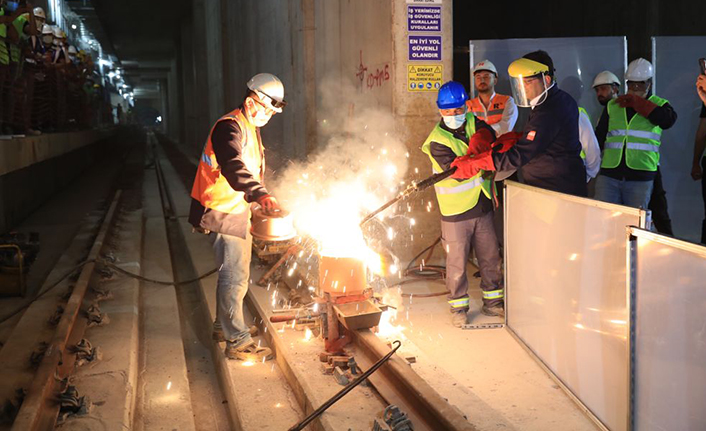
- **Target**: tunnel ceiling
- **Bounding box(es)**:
[73,0,190,98]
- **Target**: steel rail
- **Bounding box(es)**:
[11,191,122,431]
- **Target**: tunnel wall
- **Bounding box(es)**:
[0,130,115,234]
[174,0,454,260]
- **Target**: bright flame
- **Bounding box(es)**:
[303,327,313,341]
[242,361,256,367]
[377,308,406,339]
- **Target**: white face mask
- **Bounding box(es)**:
[442,113,466,130]
[245,98,273,127]
[42,36,53,44]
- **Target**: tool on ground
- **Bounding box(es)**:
[360,167,457,227]
[288,340,402,431]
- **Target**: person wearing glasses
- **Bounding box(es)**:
[593,58,677,212]
[189,73,286,362]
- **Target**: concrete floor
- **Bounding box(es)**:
[379,272,600,431]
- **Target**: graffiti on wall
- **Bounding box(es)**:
[355,50,390,90]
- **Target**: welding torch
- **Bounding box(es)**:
[359,166,457,227]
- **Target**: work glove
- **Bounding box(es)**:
[616,94,658,118]
[466,128,495,156]
[492,131,523,153]
[257,195,281,215]
[450,152,495,180]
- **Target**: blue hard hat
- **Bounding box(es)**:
[436,81,468,109]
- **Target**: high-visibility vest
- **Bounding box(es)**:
[578,106,589,159]
[466,93,510,125]
[9,13,28,63]
[421,113,493,216]
[190,109,264,216]
[602,95,668,172]
[0,9,8,66]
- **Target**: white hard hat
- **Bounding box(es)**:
[625,58,653,82]
[41,24,53,35]
[246,73,286,112]
[473,60,498,75]
[68,45,77,54]
[52,26,63,38]
[33,7,46,20]
[592,71,621,88]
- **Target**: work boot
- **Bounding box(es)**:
[481,304,505,318]
[212,325,259,342]
[225,340,272,362]
[451,311,468,328]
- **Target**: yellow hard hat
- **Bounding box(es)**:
[508,58,549,79]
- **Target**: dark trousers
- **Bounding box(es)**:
[441,212,503,310]
[648,167,673,235]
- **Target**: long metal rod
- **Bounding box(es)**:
[351,330,477,431]
[11,191,122,431]
[287,340,402,431]
[360,167,456,227]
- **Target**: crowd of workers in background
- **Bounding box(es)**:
[0,2,112,137]
[424,50,706,326]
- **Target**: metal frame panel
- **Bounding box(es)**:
[504,181,648,431]
[651,36,706,243]
[627,227,706,431]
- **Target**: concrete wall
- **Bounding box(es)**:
[175,0,453,259]
[0,130,115,234]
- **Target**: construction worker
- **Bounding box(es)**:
[594,58,677,214]
[694,74,706,243]
[421,81,504,327]
[27,7,44,54]
[592,71,621,107]
[189,73,286,360]
[578,106,601,182]
[451,50,587,197]
[466,60,518,135]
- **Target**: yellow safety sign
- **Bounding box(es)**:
[408,64,442,92]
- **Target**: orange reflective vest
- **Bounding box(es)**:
[466,93,510,125]
[190,108,264,217]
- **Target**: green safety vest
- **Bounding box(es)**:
[578,106,588,159]
[421,113,493,216]
[602,95,668,172]
[9,13,28,63]
[0,9,8,66]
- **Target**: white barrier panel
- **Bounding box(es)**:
[628,228,706,431]
[652,36,706,243]
[505,181,648,431]
[469,36,627,128]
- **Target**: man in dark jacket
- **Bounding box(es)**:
[189,73,285,361]
[451,50,587,197]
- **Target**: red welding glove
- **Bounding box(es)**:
[616,94,658,118]
[466,128,495,156]
[450,152,496,180]
[492,131,523,153]
[257,195,281,215]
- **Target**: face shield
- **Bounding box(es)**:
[508,58,553,108]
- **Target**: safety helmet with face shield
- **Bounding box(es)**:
[508,58,554,108]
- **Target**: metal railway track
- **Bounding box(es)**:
[155,133,476,431]
[10,192,123,431]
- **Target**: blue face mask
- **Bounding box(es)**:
[442,113,466,130]
[5,2,19,12]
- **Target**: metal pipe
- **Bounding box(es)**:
[287,340,402,431]
[360,166,456,226]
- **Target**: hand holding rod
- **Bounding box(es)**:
[287,340,403,431]
[359,166,457,227]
